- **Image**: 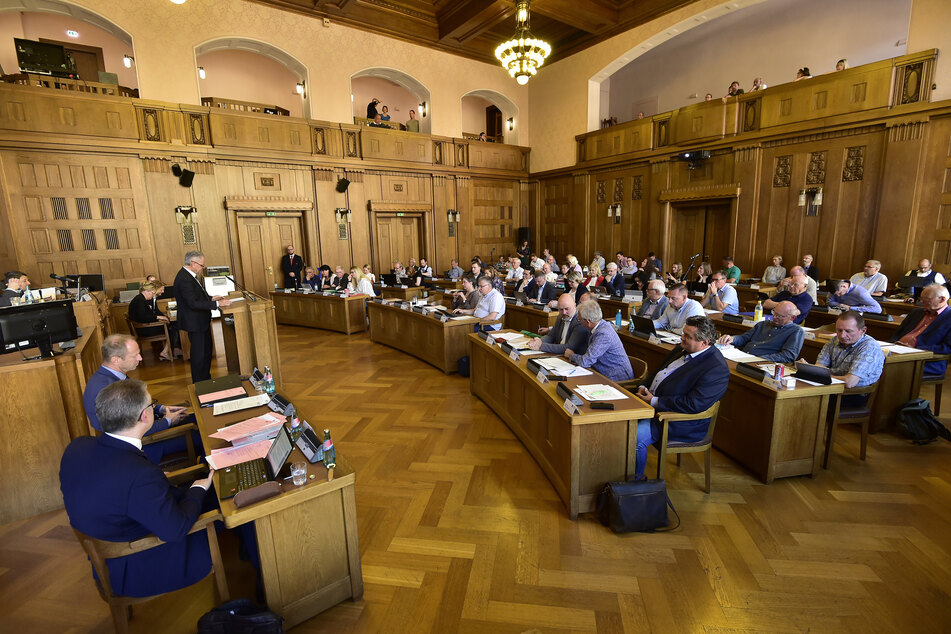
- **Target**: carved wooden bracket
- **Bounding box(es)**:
[658,183,741,202]
[224,196,314,211]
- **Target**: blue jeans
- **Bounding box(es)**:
[635,418,656,477]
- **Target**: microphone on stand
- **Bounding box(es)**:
[225,275,264,302]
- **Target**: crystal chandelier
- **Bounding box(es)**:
[495,1,551,85]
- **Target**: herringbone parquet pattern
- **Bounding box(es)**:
[2,324,951,633]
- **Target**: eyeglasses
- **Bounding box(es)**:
[141,398,157,418]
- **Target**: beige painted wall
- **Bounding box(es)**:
[57,0,527,144]
[0,11,23,74]
[907,0,951,102]
[461,95,493,136]
[197,48,303,118]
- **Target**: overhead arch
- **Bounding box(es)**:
[586,0,768,131]
[350,67,431,134]
[461,89,520,145]
[195,37,311,117]
[0,0,132,45]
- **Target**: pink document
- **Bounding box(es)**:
[210,414,283,443]
[198,387,247,405]
[205,439,271,470]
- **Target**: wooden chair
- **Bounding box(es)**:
[617,356,648,391]
[920,353,950,415]
[653,402,721,493]
[823,382,879,468]
[125,315,172,363]
[72,508,229,634]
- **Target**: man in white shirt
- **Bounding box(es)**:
[543,262,558,284]
[900,258,946,301]
[653,283,705,334]
[506,256,524,281]
[592,251,606,271]
[850,260,888,296]
[621,257,638,275]
[453,275,505,331]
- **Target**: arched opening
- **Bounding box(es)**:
[350,68,431,134]
[0,2,137,91]
[588,0,911,130]
[461,89,519,145]
[195,38,310,119]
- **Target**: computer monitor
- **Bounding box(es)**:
[14,38,72,76]
[0,299,80,358]
[79,274,105,292]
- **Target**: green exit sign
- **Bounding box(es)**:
[396,212,404,217]
[265,212,276,217]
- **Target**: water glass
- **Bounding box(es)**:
[291,461,307,486]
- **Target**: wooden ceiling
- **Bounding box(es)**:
[249,0,700,64]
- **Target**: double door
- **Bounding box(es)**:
[375,214,424,272]
[670,204,731,273]
[236,212,303,297]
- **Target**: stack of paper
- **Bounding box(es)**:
[205,439,272,470]
[881,343,920,354]
[718,346,765,363]
[210,412,284,446]
[535,357,594,377]
[574,384,627,401]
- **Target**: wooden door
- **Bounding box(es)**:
[68,50,100,81]
[236,213,303,296]
[486,105,502,140]
[375,215,422,271]
[670,204,732,270]
[703,205,732,265]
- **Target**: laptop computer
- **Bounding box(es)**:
[381,273,398,285]
[515,290,529,304]
[794,361,832,385]
[217,426,294,499]
[631,315,657,336]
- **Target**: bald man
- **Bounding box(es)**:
[528,294,590,355]
[281,244,303,289]
[763,277,813,323]
[717,301,805,363]
[777,265,818,303]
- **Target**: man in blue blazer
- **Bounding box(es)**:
[890,284,951,376]
[523,269,558,307]
[83,334,192,464]
[602,262,627,298]
[636,280,669,319]
[526,293,590,355]
[633,315,730,478]
[61,379,216,598]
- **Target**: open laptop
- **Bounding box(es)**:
[217,426,294,499]
[631,315,657,336]
[794,361,832,385]
[515,290,529,304]
[381,273,398,285]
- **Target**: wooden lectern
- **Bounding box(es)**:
[220,294,283,384]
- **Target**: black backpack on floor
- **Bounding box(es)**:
[197,599,283,634]
[897,398,951,445]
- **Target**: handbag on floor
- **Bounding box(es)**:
[596,478,680,533]
[197,598,283,633]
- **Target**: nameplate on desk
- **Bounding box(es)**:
[803,331,816,340]
[536,370,549,384]
[828,308,841,315]
[438,314,449,323]
[762,375,784,390]
[322,291,331,296]
[284,288,292,293]
[509,349,520,362]
[563,398,579,415]
[742,319,756,327]
[516,301,523,307]
[486,335,496,346]
[648,335,661,345]
[543,306,552,313]
[401,285,408,289]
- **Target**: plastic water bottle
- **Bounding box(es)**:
[629,318,635,333]
[754,301,763,322]
[322,429,336,468]
[615,309,622,329]
[22,285,33,304]
[288,415,302,443]
[264,366,276,395]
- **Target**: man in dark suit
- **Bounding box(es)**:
[0,270,25,307]
[83,334,192,464]
[173,251,231,383]
[524,269,558,307]
[602,262,627,298]
[633,315,730,478]
[280,244,304,289]
[329,266,350,291]
[636,280,669,319]
[61,379,216,598]
[527,293,590,355]
[890,283,951,377]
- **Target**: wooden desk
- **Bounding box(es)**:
[805,310,902,340]
[367,300,476,373]
[428,278,463,292]
[373,284,425,301]
[270,291,367,335]
[189,382,362,628]
[595,295,637,319]
[0,330,102,523]
[880,299,917,316]
[503,301,559,332]
[468,333,653,519]
[710,314,931,434]
[617,330,843,483]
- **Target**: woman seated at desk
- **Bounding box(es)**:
[348,268,376,296]
[362,264,376,284]
[452,274,480,310]
[565,271,590,304]
[582,264,604,289]
[128,281,180,361]
[665,262,684,285]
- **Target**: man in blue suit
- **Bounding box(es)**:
[633,315,730,478]
[890,284,951,377]
[61,379,216,598]
[83,334,191,464]
[523,269,558,307]
[602,262,627,298]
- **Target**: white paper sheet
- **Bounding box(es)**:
[574,384,627,401]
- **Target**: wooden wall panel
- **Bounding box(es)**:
[469,179,517,261]
[431,176,458,272]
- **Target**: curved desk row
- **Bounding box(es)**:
[468,332,653,519]
[367,300,478,373]
[270,291,367,335]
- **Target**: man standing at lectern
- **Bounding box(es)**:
[174,251,231,383]
[281,244,303,289]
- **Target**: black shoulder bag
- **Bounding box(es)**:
[596,478,681,533]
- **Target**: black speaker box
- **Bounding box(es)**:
[517,226,530,244]
[170,163,183,177]
[179,169,195,187]
[336,178,350,193]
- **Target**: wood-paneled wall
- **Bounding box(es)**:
[537,51,951,283]
[0,84,531,290]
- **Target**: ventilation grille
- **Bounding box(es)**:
[182,224,197,245]
[57,229,74,251]
[51,197,68,219]
[81,229,97,250]
[98,198,114,219]
[104,229,119,250]
[77,198,91,219]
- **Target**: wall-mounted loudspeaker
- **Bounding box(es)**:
[171,163,183,177]
[179,169,195,188]
[336,177,350,193]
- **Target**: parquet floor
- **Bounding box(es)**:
[3,324,951,633]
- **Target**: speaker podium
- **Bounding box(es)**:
[220,294,283,385]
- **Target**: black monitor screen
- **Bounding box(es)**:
[14,38,70,75]
[79,274,105,292]
[0,299,79,354]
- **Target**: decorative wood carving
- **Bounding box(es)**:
[631,175,642,200]
[596,181,605,203]
[345,131,358,157]
[224,196,313,211]
[142,108,161,141]
[188,114,206,145]
[313,127,326,155]
[806,151,826,185]
[658,183,741,202]
[773,155,792,187]
[842,146,865,182]
[900,62,924,104]
[743,100,758,132]
[433,141,443,165]
[613,178,623,202]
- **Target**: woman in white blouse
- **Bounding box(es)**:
[762,255,786,285]
[349,267,376,296]
[362,264,376,283]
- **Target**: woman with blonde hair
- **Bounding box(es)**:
[583,263,604,289]
[348,267,376,296]
[362,264,376,283]
[566,254,583,273]
[483,265,505,294]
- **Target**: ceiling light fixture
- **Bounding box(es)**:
[170,0,187,5]
[495,1,551,85]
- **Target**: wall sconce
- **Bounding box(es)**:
[798,187,823,216]
[197,66,206,79]
[607,204,621,224]
[122,55,134,68]
[334,208,352,223]
[418,101,427,117]
[296,81,305,96]
[506,117,514,131]
[175,205,196,224]
[447,209,460,224]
